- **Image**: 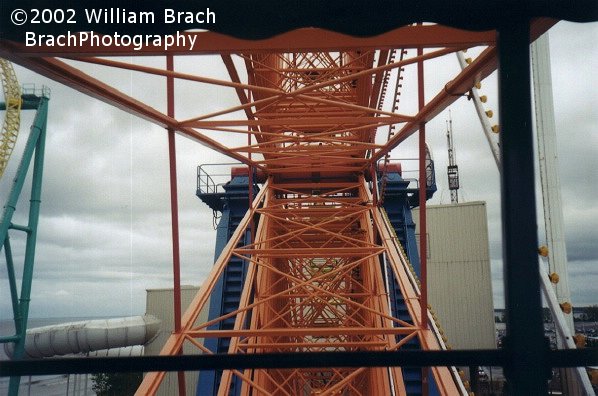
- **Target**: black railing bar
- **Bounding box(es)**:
[1,349,596,377]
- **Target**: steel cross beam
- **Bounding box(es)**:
[370,17,556,164]
[0,14,580,395]
[0,96,48,396]
[0,49,257,168]
[3,349,598,377]
[0,42,450,175]
[137,173,465,395]
[0,20,554,177]
[213,177,402,395]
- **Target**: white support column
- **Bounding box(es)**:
[461,35,588,395]
[539,261,595,395]
[531,33,574,331]
[456,52,500,169]
[532,33,585,396]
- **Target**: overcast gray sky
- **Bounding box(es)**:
[0,21,596,320]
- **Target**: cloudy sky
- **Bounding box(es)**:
[0,21,596,321]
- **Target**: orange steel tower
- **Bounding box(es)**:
[136,48,469,395]
[3,11,589,395]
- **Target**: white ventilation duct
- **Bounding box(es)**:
[4,315,161,359]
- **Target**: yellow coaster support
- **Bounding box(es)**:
[0,59,22,179]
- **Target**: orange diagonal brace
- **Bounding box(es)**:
[371,201,463,395]
[135,181,270,396]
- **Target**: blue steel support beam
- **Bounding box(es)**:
[379,168,440,395]
[379,165,437,276]
[0,112,42,243]
[0,96,48,395]
[4,238,20,329]
[196,173,256,396]
[380,171,421,274]
[497,22,549,394]
[17,98,47,338]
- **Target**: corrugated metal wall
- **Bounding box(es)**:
[145,286,208,396]
[413,201,496,349]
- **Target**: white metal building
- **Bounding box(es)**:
[413,201,496,349]
[145,285,207,396]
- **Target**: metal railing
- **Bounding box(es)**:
[21,84,51,99]
[197,163,261,195]
[197,165,220,195]
[377,157,436,191]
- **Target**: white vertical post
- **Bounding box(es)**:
[532,33,582,396]
[531,33,574,331]
[539,262,595,395]
[456,52,501,169]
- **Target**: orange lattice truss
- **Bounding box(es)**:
[0,20,556,395]
[138,50,465,395]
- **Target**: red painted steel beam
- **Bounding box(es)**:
[184,116,411,127]
[371,17,556,163]
[417,38,430,396]
[166,55,182,335]
[417,44,428,332]
[371,45,498,163]
[166,54,186,396]
[1,25,496,56]
[220,54,258,123]
[136,184,270,395]
[0,48,256,167]
[235,247,385,257]
[186,327,419,338]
